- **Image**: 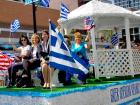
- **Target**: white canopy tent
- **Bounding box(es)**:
[59,0,140,31]
[58,0,140,78]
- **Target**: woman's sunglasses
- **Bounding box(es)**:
[21,39,26,41]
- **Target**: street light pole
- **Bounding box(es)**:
[32,1,37,33]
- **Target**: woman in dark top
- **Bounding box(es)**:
[40,30,52,89]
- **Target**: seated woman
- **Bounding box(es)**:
[23,34,44,87]
[71,32,91,84]
[7,35,31,88]
[40,30,52,89]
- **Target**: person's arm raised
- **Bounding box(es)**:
[85,34,91,49]
[12,44,21,52]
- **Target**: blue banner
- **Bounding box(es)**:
[24,0,39,5]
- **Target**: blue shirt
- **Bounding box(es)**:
[71,42,88,60]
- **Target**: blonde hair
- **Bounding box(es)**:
[31,34,40,45]
[74,32,82,39]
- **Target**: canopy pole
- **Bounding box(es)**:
[124,17,134,76]
[90,17,99,79]
[125,17,131,49]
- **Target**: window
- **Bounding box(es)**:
[134,27,139,34]
[130,28,133,35]
[122,27,140,41]
[122,29,126,36]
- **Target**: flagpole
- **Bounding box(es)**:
[9,32,14,86]
[48,19,52,91]
[90,17,99,79]
[9,32,14,51]
[9,32,12,45]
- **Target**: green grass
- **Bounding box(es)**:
[0,74,140,93]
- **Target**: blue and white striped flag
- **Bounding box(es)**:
[10,19,20,32]
[60,3,70,20]
[111,33,119,46]
[40,0,50,7]
[49,22,89,80]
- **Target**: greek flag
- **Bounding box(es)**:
[10,19,20,32]
[49,22,89,80]
[60,3,70,20]
[111,33,119,46]
[40,0,50,7]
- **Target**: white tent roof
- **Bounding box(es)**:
[59,0,140,31]
[68,0,132,19]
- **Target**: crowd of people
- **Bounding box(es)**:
[6,30,91,89]
[5,26,140,89]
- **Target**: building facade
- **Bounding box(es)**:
[78,0,112,6]
[12,0,79,11]
[113,0,140,10]
[112,0,140,41]
[50,0,78,11]
[99,0,112,3]
[13,0,112,10]
[0,0,59,50]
